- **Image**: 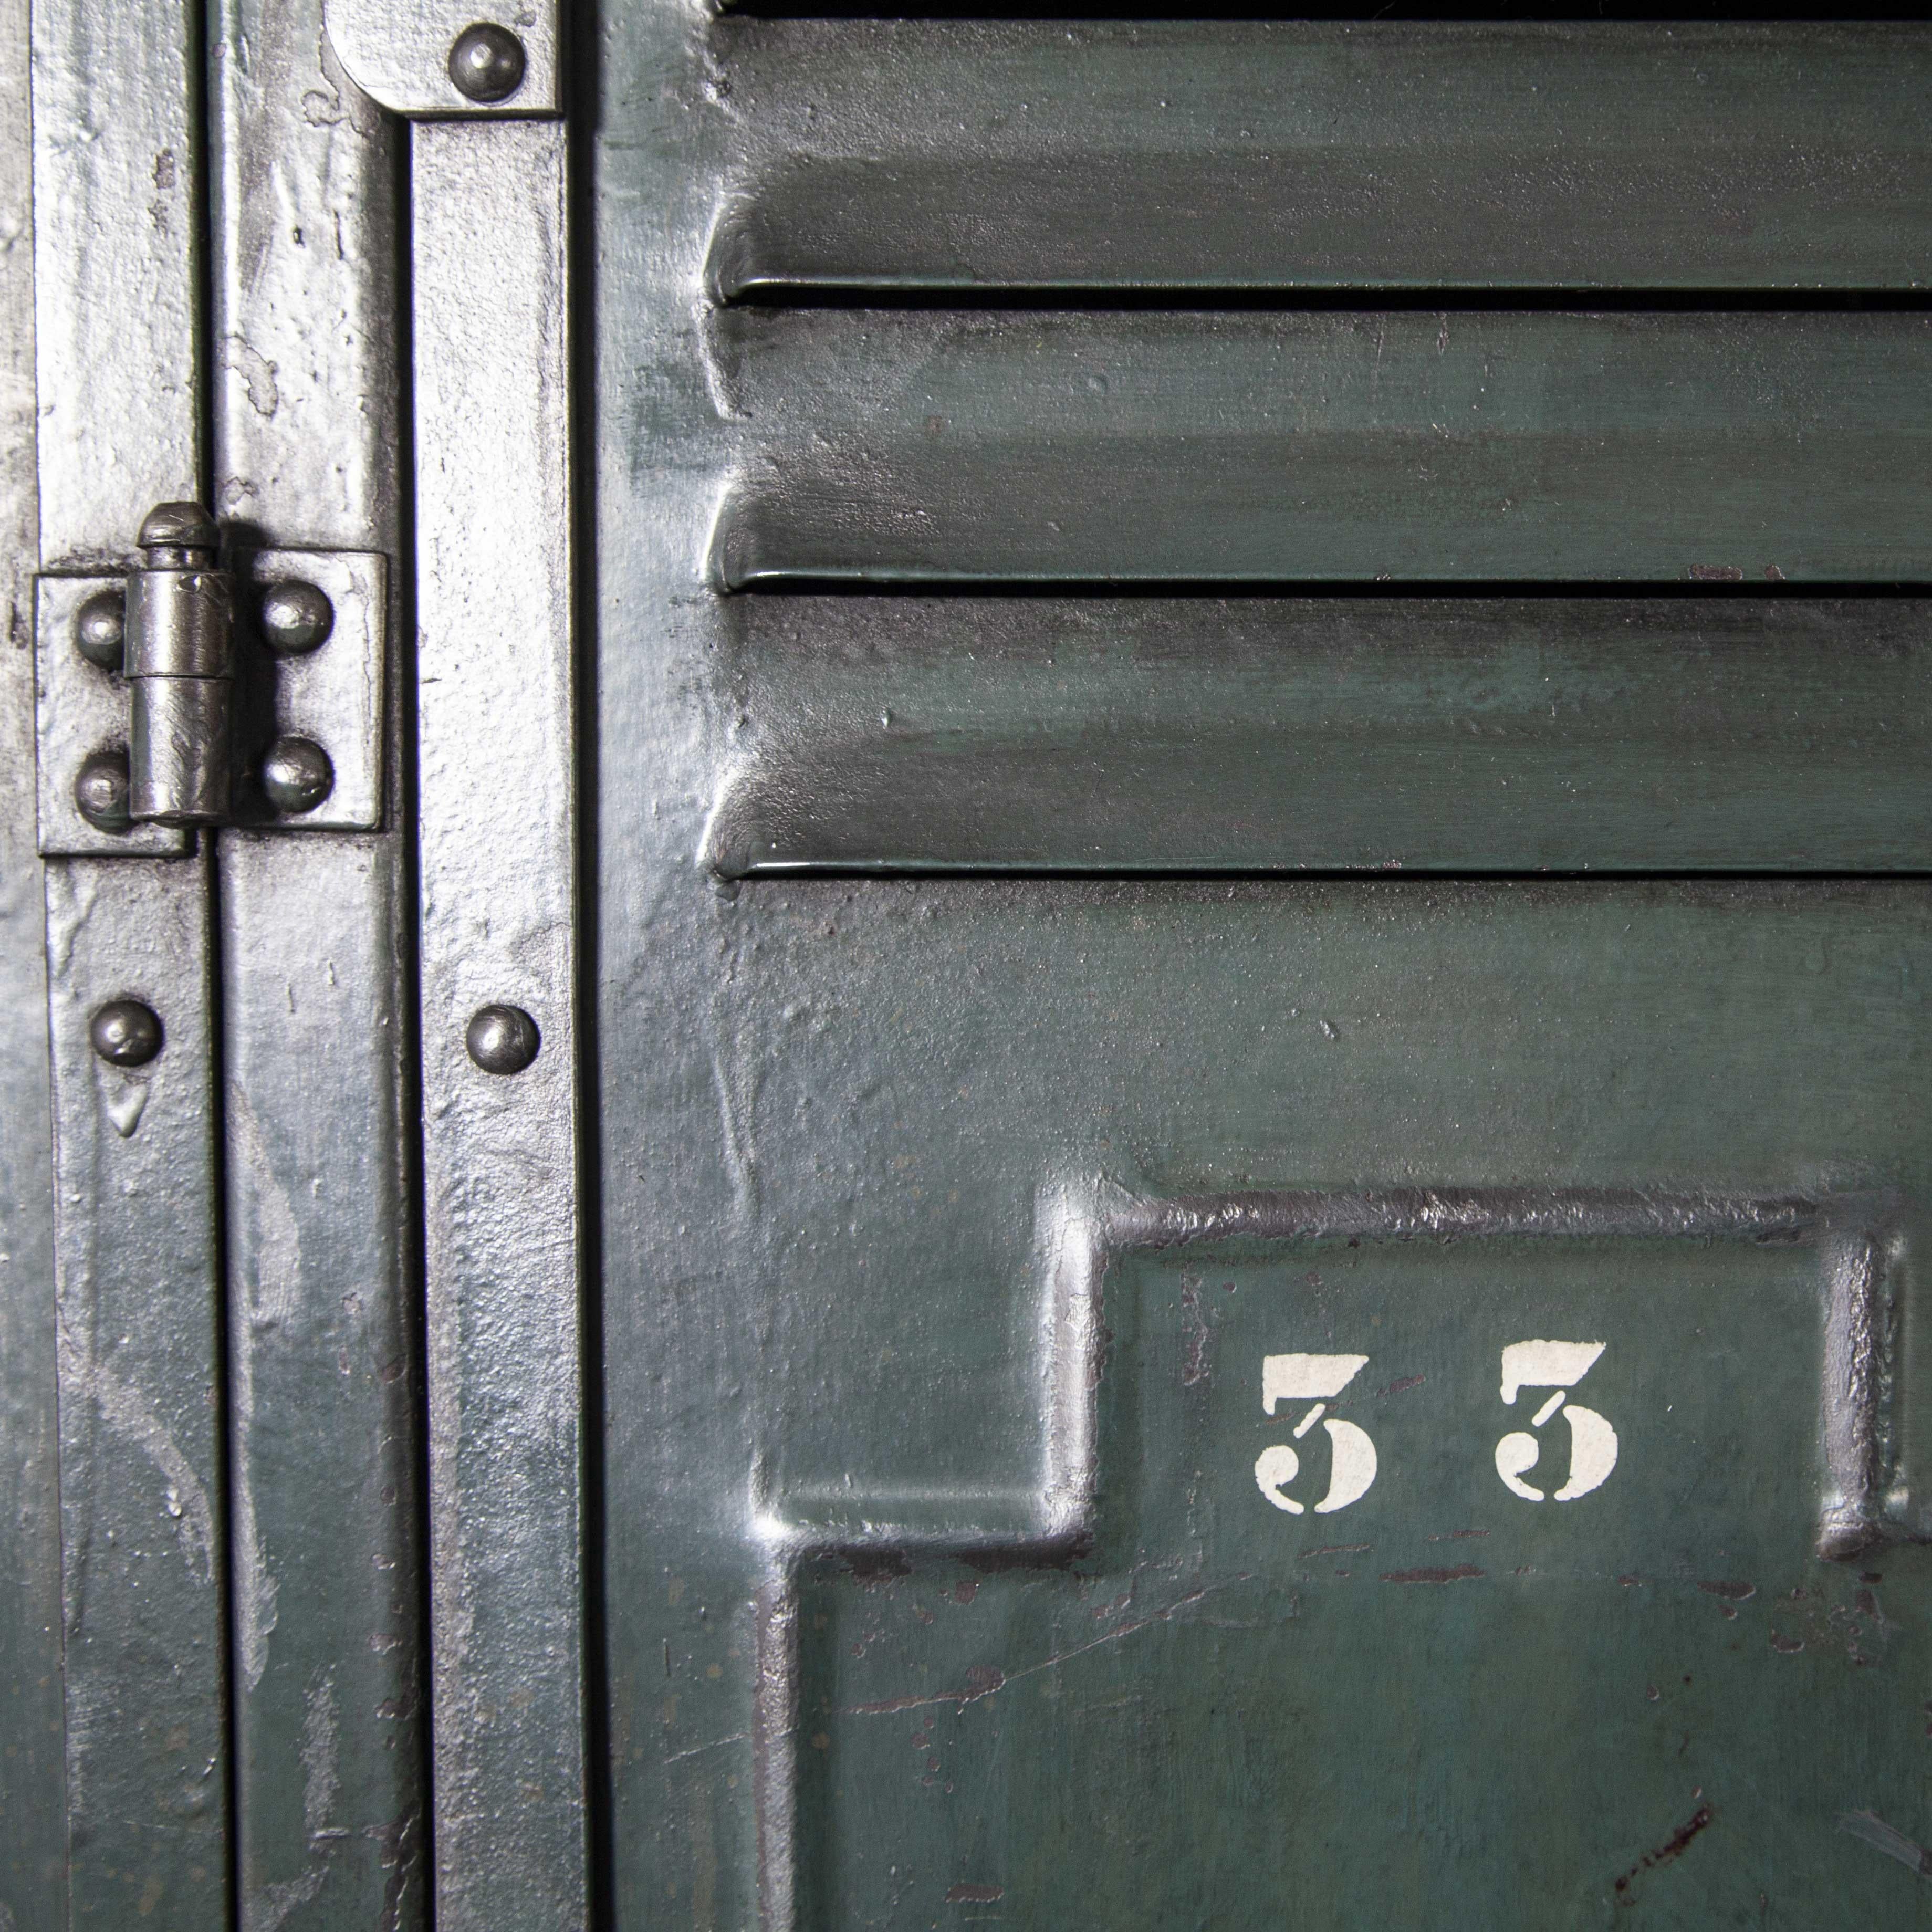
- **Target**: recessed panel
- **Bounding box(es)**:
[790,1224,1924,1927]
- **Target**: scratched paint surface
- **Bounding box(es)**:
[603,881,1932,1928]
[791,1238,1927,1926]
[589,9,1932,1928]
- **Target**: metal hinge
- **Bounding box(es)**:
[35,500,387,854]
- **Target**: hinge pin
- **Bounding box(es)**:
[125,502,234,826]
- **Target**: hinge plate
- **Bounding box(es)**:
[35,547,388,854]
[34,576,190,857]
[322,0,561,119]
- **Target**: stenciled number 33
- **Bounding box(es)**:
[1252,1342,1619,1516]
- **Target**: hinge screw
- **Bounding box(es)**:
[259,580,334,655]
[448,23,527,103]
[73,747,133,832]
[259,736,335,816]
[90,999,162,1068]
[466,1004,540,1075]
[73,588,126,672]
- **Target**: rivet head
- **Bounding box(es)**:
[259,736,334,815]
[73,747,132,832]
[74,588,126,671]
[259,580,333,655]
[448,23,527,102]
[466,1004,539,1075]
[91,999,162,1067]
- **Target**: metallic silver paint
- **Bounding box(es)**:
[210,0,428,1915]
[322,0,560,118]
[30,0,201,568]
[413,116,586,1930]
[29,1,229,1915]
[34,575,192,858]
[232,548,387,834]
[44,855,227,1928]
[0,7,64,1910]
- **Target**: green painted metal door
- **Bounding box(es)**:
[574,16,1932,1931]
[11,9,1932,1931]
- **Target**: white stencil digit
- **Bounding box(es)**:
[1255,1354,1377,1515]
[1494,1339,1618,1502]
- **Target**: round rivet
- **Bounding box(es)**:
[466,1004,539,1075]
[73,588,126,672]
[259,736,334,815]
[259,580,333,655]
[73,747,132,832]
[91,999,162,1068]
[448,23,527,102]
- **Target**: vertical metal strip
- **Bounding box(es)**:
[0,0,65,1924]
[30,0,201,570]
[208,4,427,1923]
[42,863,225,1926]
[30,1,227,1925]
[413,120,586,1928]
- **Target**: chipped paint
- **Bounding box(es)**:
[228,1086,301,1690]
[249,1672,342,1930]
[55,1312,215,1584]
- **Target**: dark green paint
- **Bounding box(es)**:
[713,309,1932,586]
[712,596,1932,875]
[800,1220,1925,1925]
[594,8,1932,1923]
[704,22,1932,296]
[600,871,1932,1927]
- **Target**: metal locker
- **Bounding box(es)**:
[6,6,1932,1929]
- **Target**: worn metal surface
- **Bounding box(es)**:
[44,856,226,1929]
[231,549,387,831]
[29,0,229,1918]
[712,309,1932,586]
[413,117,584,1929]
[705,21,1932,296]
[708,596,1932,875]
[34,576,193,858]
[126,530,235,827]
[209,0,427,1919]
[0,0,66,1919]
[29,0,201,568]
[593,8,1932,1927]
[322,0,561,119]
[597,877,1932,1928]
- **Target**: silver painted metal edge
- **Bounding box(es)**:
[30,0,201,568]
[211,0,429,1917]
[323,0,561,119]
[0,0,66,1914]
[30,0,228,1921]
[413,117,586,1929]
[44,855,227,1928]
